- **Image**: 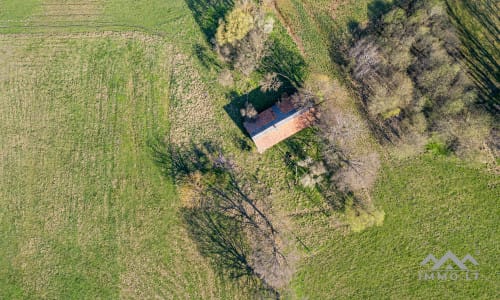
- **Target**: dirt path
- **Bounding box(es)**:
[269,1,306,57]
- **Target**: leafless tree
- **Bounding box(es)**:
[240,101,258,121]
[331,152,381,193]
[347,1,495,162]
[172,145,292,294]
[260,72,282,92]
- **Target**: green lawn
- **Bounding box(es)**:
[0,1,243,298]
[0,0,200,41]
[275,0,374,75]
[0,0,41,22]
[293,155,499,299]
[0,33,241,299]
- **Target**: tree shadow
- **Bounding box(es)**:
[368,0,416,22]
[147,134,280,296]
[194,43,222,71]
[223,83,297,137]
[367,0,394,23]
[260,36,308,88]
[147,134,224,183]
[282,127,321,161]
[184,0,235,42]
[231,132,252,151]
[181,208,256,279]
[446,0,500,113]
[453,0,499,39]
[328,29,350,71]
[181,204,279,298]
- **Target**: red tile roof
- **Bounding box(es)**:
[243,108,276,135]
[243,99,315,153]
[277,99,295,114]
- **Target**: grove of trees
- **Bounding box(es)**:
[349,0,497,162]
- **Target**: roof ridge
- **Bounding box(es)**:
[250,106,310,139]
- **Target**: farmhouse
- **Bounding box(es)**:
[243,99,316,153]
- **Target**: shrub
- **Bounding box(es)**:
[299,161,327,188]
[259,72,282,92]
[216,1,255,46]
[240,101,258,121]
[425,141,450,156]
[218,68,234,87]
[214,0,274,75]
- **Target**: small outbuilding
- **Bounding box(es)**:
[243,98,316,153]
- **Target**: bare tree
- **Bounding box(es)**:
[332,152,381,193]
[347,1,495,162]
[260,72,282,92]
[198,171,292,292]
[240,101,258,121]
[171,145,292,294]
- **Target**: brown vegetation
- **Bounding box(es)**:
[260,72,282,92]
[214,0,274,75]
[289,75,384,230]
[348,2,496,162]
[240,101,258,121]
[167,143,294,296]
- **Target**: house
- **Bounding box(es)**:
[243,98,316,153]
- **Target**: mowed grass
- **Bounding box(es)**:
[0,0,40,22]
[0,0,199,43]
[275,0,373,74]
[0,1,245,298]
[293,155,499,299]
[0,34,242,299]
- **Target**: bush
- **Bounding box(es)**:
[240,101,258,121]
[214,0,274,75]
[259,72,282,92]
[425,141,450,156]
[218,68,234,86]
[216,2,255,46]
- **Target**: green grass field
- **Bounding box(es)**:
[275,0,374,75]
[0,7,243,298]
[275,1,499,298]
[0,0,498,299]
[293,155,499,299]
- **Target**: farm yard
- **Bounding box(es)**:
[0,0,498,299]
